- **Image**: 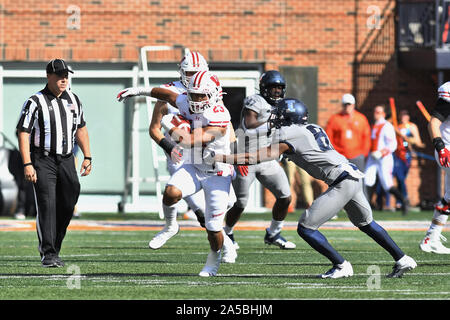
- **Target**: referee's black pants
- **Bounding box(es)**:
[32,151,80,258]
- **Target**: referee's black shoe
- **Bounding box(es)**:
[55,256,65,267]
[41,255,63,268]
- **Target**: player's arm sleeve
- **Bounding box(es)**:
[431,100,450,122]
[242,96,261,114]
[271,127,295,154]
[16,99,38,133]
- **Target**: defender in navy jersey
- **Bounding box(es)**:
[212,98,417,279]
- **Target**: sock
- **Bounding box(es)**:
[223,225,234,235]
[221,229,233,248]
[297,225,345,265]
[268,219,284,236]
[427,209,449,237]
[359,221,404,261]
[163,204,178,229]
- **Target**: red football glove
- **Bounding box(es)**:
[237,165,248,176]
[438,148,450,167]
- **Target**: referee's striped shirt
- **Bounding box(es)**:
[16,85,86,156]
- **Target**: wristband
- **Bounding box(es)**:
[433,137,446,152]
[84,157,92,161]
[159,138,176,154]
[23,162,33,168]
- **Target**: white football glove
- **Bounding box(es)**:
[117,87,153,102]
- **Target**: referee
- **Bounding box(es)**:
[16,59,92,267]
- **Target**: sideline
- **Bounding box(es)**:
[0,219,447,232]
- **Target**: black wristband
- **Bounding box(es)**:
[84,156,92,161]
[23,162,32,168]
[433,137,446,152]
[159,138,176,154]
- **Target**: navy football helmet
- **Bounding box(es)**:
[269,98,309,128]
[259,70,286,105]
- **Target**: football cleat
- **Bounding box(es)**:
[420,233,450,254]
[199,250,221,277]
[387,255,417,278]
[264,228,296,249]
[221,232,237,264]
[320,260,353,279]
[148,224,179,250]
[225,232,240,250]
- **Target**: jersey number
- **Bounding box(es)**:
[213,105,225,113]
[306,125,334,151]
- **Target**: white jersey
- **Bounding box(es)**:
[175,94,232,173]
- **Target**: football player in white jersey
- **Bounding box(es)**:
[419,82,450,254]
[118,71,237,276]
[147,50,209,250]
[224,70,295,250]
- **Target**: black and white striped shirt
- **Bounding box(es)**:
[16,85,86,156]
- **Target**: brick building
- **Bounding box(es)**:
[0,0,446,211]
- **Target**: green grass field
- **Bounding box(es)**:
[0,210,449,302]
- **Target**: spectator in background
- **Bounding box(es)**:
[364,105,409,215]
[393,109,425,209]
[326,93,371,171]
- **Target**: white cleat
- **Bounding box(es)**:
[320,260,354,279]
[199,250,221,277]
[420,234,450,254]
[148,224,179,250]
[264,229,296,249]
[221,233,238,264]
[387,255,417,278]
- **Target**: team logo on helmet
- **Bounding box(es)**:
[269,98,308,128]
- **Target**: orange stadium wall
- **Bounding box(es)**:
[0,0,441,209]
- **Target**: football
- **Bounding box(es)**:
[171,114,191,133]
